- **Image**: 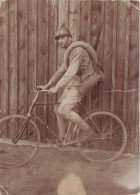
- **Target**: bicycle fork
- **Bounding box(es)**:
[12,118,30,144]
[12,91,39,144]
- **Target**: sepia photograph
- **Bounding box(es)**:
[0,0,139,194]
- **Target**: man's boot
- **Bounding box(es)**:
[79,126,97,141]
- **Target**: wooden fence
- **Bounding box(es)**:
[0,0,139,153]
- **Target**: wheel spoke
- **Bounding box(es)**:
[108,140,121,147]
[88,140,100,148]
[79,111,127,162]
[104,123,121,137]
[102,116,112,135]
[89,117,102,134]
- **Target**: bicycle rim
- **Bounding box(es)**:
[0,115,40,168]
[76,111,127,163]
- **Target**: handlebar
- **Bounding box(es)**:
[34,88,50,93]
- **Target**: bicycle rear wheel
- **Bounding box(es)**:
[73,111,127,163]
[0,115,40,168]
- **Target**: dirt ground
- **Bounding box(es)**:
[0,144,139,195]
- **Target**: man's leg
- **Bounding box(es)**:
[57,88,91,133]
[58,106,90,131]
[54,104,67,139]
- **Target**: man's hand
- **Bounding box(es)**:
[36,82,52,91]
[35,85,47,91]
[48,86,58,94]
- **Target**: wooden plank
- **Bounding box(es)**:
[57,0,69,101]
[99,1,105,108]
[123,4,130,121]
[69,0,75,39]
[0,1,8,137]
[100,1,113,110]
[58,0,69,26]
[127,4,139,153]
[8,0,18,115]
[58,0,69,65]
[87,0,91,43]
[95,1,102,57]
[114,1,126,116]
[28,0,37,109]
[69,0,79,42]
[37,0,49,142]
[90,0,102,110]
[110,1,117,111]
[87,0,92,109]
[53,1,58,134]
[80,0,88,41]
[95,1,103,110]
[0,0,8,117]
[8,0,18,138]
[80,0,89,109]
[47,1,56,136]
[76,0,80,41]
[135,98,139,153]
[17,0,29,139]
[99,0,105,70]
[127,94,139,153]
[28,0,38,139]
[17,0,28,115]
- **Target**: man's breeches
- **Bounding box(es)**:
[54,72,103,137]
[54,87,89,137]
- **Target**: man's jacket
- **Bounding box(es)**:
[49,46,96,90]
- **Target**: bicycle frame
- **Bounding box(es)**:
[12,91,57,143]
[29,91,84,145]
[12,90,99,145]
[12,90,77,145]
[0,85,128,167]
[30,91,58,136]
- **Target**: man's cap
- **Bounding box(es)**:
[55,23,72,40]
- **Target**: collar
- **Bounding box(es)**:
[65,41,72,49]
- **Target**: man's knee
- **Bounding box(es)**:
[54,104,70,118]
[57,106,71,119]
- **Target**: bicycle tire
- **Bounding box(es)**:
[71,110,127,163]
[0,114,40,168]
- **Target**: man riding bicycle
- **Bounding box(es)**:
[36,23,104,142]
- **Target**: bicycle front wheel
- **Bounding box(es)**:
[73,111,127,163]
[0,115,40,168]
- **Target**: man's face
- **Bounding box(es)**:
[57,35,70,48]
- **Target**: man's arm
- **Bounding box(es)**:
[53,47,85,91]
[37,63,66,90]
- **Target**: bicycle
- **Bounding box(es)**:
[0,88,127,168]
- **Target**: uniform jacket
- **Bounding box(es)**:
[49,46,95,90]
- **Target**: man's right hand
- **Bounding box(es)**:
[35,82,51,91]
[35,85,47,91]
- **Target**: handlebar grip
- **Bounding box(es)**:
[35,87,42,91]
[34,87,50,93]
